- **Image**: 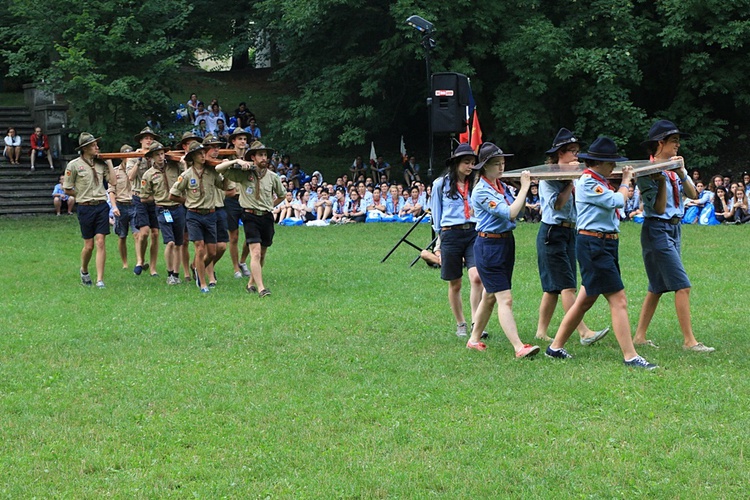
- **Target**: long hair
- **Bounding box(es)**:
[445,159,476,199]
[713,186,728,212]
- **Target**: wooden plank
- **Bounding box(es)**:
[501,158,685,181]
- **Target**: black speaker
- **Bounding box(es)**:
[430,72,471,134]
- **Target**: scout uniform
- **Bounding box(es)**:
[110,144,136,239]
[141,142,185,247]
[203,134,231,244]
[128,127,161,231]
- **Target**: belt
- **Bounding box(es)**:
[578,230,619,240]
[117,201,132,206]
[188,208,215,215]
[557,221,576,229]
[157,205,179,210]
[646,216,681,226]
[442,223,475,231]
[79,200,105,206]
[478,231,512,239]
[244,208,269,216]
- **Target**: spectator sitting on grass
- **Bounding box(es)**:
[194,119,210,139]
[31,126,55,170]
[356,181,373,209]
[624,185,643,220]
[346,188,366,222]
[420,235,441,268]
[214,119,230,144]
[331,187,349,223]
[245,118,261,140]
[713,186,733,223]
[234,102,254,129]
[386,185,404,215]
[186,93,199,119]
[729,187,750,224]
[193,101,209,125]
[367,187,387,214]
[372,155,391,182]
[206,103,227,132]
[685,180,710,208]
[314,189,333,220]
[273,191,295,223]
[524,183,541,222]
[4,127,22,165]
[52,174,75,215]
[351,156,366,179]
[400,185,423,217]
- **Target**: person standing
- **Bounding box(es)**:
[203,134,231,286]
[633,120,714,352]
[534,128,609,344]
[169,142,227,293]
[140,141,185,285]
[128,126,160,276]
[30,126,55,170]
[216,141,285,297]
[109,144,136,269]
[465,142,539,358]
[224,129,251,279]
[430,143,484,338]
[545,137,657,369]
[62,133,119,288]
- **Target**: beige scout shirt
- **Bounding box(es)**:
[108,165,133,203]
[126,156,150,194]
[223,168,285,212]
[141,163,182,207]
[63,156,115,204]
[170,166,226,210]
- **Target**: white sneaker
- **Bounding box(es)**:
[234,270,243,279]
[455,322,468,337]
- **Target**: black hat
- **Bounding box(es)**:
[641,119,691,145]
[546,128,583,154]
[473,142,514,170]
[445,143,478,166]
[577,136,628,163]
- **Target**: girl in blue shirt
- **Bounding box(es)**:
[465,142,539,358]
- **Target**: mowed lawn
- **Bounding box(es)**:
[1,216,747,497]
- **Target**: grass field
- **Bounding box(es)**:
[1,217,747,497]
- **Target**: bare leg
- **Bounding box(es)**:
[118,237,128,268]
[54,197,62,215]
[136,226,149,267]
[229,229,240,273]
[240,240,250,267]
[448,278,465,326]
[567,286,597,338]
[81,238,95,274]
[94,234,106,283]
[67,197,75,214]
[551,291,598,350]
[193,240,208,288]
[163,241,176,273]
[182,228,191,278]
[468,267,483,320]
[468,292,496,344]
[247,243,268,291]
[604,290,637,360]
[634,291,661,344]
[495,290,525,352]
[149,228,159,274]
[675,288,699,347]
[535,292,559,340]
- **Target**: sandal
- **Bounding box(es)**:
[635,339,659,348]
[259,288,271,297]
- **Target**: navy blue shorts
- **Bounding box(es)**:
[215,207,229,243]
[134,197,159,230]
[77,202,110,239]
[576,234,623,296]
[242,211,275,247]
[186,210,218,244]
[157,205,186,246]
[439,227,477,281]
[114,203,136,238]
[224,196,243,232]
[537,223,577,293]
[474,233,515,293]
[641,219,691,293]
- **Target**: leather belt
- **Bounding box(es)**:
[478,231,512,239]
[188,208,215,215]
[79,200,105,206]
[578,230,619,240]
[157,205,179,210]
[442,223,475,231]
[244,209,269,216]
[646,216,681,226]
[117,201,132,206]
[557,221,576,228]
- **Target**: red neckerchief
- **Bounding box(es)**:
[583,169,615,191]
[456,178,471,219]
[651,155,680,206]
[481,176,505,195]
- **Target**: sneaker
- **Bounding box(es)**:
[143,263,150,271]
[624,355,658,370]
[259,288,271,298]
[208,282,216,288]
[200,287,210,293]
[234,271,243,279]
[166,275,178,285]
[580,327,610,346]
[683,342,715,353]
[80,270,92,286]
[455,322,468,337]
[634,339,660,348]
[472,323,489,339]
[133,265,143,276]
[96,280,105,289]
[545,346,573,359]
[174,276,182,285]
[466,340,487,351]
[516,344,541,358]
[246,285,258,294]
[239,262,251,277]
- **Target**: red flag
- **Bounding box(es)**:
[470,109,482,153]
[458,107,470,143]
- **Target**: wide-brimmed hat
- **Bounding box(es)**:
[120,144,134,153]
[228,128,250,142]
[76,132,101,151]
[577,136,628,163]
[641,119,691,145]
[202,134,223,146]
[184,141,206,160]
[244,141,275,160]
[134,126,160,142]
[180,131,202,146]
[473,142,514,170]
[546,128,584,154]
[444,143,478,167]
[144,141,168,156]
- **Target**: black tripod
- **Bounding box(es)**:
[380,211,436,266]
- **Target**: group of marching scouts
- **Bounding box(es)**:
[430,119,715,370]
[62,127,284,296]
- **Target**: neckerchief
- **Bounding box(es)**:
[82,156,99,185]
[456,178,471,219]
[583,169,616,191]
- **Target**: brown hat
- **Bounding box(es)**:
[76,132,101,151]
[144,141,168,157]
[244,140,275,160]
[202,134,223,146]
[228,128,250,143]
[134,126,160,142]
[184,141,206,160]
[180,131,202,146]
[120,144,134,153]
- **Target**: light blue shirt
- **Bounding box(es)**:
[540,179,575,225]
[386,196,404,215]
[471,177,517,233]
[431,175,474,232]
[697,190,712,206]
[361,191,373,209]
[637,172,686,219]
[575,172,625,233]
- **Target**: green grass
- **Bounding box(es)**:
[1,217,747,497]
